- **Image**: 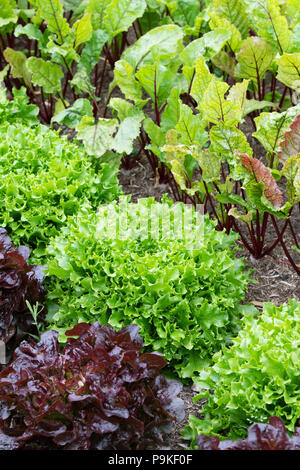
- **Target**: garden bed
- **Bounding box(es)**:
[0,0,300,452]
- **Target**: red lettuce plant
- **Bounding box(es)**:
[0,228,45,345]
[0,322,184,450]
[197,417,300,450]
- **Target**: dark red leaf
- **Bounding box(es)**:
[0,322,184,450]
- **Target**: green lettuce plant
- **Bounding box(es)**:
[45,197,252,381]
[0,100,121,261]
[183,299,300,447]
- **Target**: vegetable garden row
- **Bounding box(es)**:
[0,0,299,451]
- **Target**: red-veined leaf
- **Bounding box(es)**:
[237,152,283,207]
[278,114,300,163]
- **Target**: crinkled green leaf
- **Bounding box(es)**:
[0,120,121,262]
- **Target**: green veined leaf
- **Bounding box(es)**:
[14,24,48,49]
[61,0,85,11]
[199,80,241,126]
[228,207,254,226]
[243,99,275,116]
[114,59,145,105]
[112,110,144,155]
[286,0,300,28]
[210,125,253,164]
[143,117,165,159]
[163,133,203,196]
[86,0,111,29]
[36,0,71,44]
[161,87,181,132]
[210,0,249,37]
[52,98,93,128]
[276,53,300,90]
[278,114,300,162]
[181,28,232,66]
[237,152,283,207]
[211,51,236,77]
[103,0,146,41]
[109,97,138,121]
[122,24,183,69]
[235,37,275,89]
[26,57,64,94]
[250,0,293,54]
[171,0,201,27]
[209,14,242,53]
[227,79,249,117]
[193,149,221,183]
[176,102,208,146]
[3,48,32,88]
[190,55,212,105]
[135,62,177,108]
[76,116,118,157]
